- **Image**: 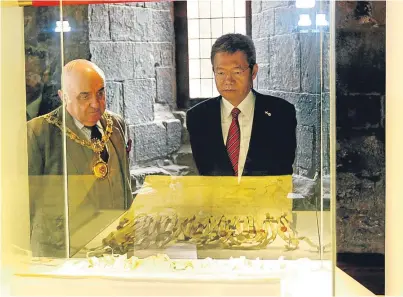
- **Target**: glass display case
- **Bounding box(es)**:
[1,0,336,296]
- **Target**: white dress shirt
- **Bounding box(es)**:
[221,91,255,177]
[73,117,109,152]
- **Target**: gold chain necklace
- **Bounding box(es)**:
[44,109,114,179]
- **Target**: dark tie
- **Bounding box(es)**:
[91,125,109,162]
[226,108,241,176]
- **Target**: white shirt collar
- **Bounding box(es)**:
[73,116,103,131]
[221,90,255,119]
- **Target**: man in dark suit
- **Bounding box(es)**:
[186,33,297,177]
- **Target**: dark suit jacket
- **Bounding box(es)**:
[186,89,297,176]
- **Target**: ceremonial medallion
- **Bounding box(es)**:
[93,159,108,179]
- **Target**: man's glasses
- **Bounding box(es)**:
[214,66,251,80]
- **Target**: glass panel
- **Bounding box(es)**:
[200,38,212,59]
[189,78,201,98]
[23,4,69,258]
[211,0,223,18]
[222,0,235,17]
[198,1,211,19]
[234,17,246,34]
[189,59,201,79]
[211,19,223,38]
[200,78,213,97]
[234,0,246,17]
[223,18,235,34]
[187,0,199,19]
[200,58,213,79]
[4,0,336,296]
[188,39,200,59]
[188,19,200,39]
[199,19,211,38]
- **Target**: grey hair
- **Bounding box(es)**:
[210,33,256,68]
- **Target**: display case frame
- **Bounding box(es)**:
[1,0,339,296]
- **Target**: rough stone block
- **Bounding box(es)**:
[88,4,110,41]
[172,111,186,126]
[172,111,189,145]
[262,1,290,11]
[296,125,315,177]
[133,43,155,78]
[106,81,123,115]
[336,29,385,94]
[337,95,382,131]
[269,34,300,92]
[252,10,275,39]
[130,167,171,190]
[154,103,176,122]
[156,68,176,108]
[258,91,320,128]
[336,172,385,253]
[300,33,321,93]
[251,0,262,14]
[151,10,174,42]
[124,79,155,125]
[322,33,330,92]
[164,119,182,154]
[274,6,298,35]
[90,42,134,81]
[160,164,189,176]
[255,38,269,64]
[292,174,317,198]
[144,1,171,10]
[337,135,385,177]
[172,145,198,175]
[293,94,319,127]
[109,5,152,42]
[153,43,174,67]
[130,122,167,162]
[257,65,269,90]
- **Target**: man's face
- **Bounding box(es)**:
[64,69,106,127]
[213,51,258,104]
[25,49,47,104]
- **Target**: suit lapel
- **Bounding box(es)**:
[101,113,125,173]
[56,107,93,174]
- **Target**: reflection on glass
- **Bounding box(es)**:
[199,38,211,58]
[198,1,210,18]
[18,0,334,295]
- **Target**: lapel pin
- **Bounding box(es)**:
[265,111,271,116]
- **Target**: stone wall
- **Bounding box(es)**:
[251,1,329,204]
[88,2,183,175]
[25,3,186,187]
[24,5,90,116]
[335,1,385,254]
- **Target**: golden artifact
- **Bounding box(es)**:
[88,175,327,256]
[44,109,113,179]
[95,212,324,255]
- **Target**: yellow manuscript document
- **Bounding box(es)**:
[129,175,292,219]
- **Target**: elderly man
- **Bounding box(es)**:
[186,33,297,177]
[27,59,132,257]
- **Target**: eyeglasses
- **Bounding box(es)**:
[214,66,251,80]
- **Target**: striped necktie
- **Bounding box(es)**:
[226,108,241,176]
